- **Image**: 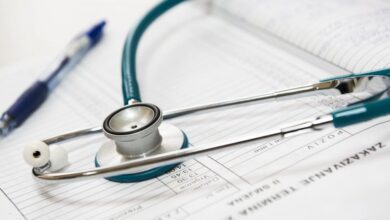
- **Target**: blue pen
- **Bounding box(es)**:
[0,20,106,137]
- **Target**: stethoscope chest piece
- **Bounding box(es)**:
[97,103,188,183]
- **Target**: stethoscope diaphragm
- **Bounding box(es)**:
[98,103,189,182]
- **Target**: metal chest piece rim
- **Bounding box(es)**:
[97,103,188,183]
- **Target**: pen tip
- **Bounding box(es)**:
[94,20,106,31]
[97,20,106,28]
[87,20,107,44]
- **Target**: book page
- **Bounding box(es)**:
[0,3,389,220]
[211,0,390,73]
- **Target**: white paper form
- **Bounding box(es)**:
[0,2,390,220]
[213,0,390,73]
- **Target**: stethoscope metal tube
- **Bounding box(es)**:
[44,127,102,145]
[33,114,333,183]
[163,80,338,119]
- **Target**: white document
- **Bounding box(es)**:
[1,1,390,220]
[213,0,390,73]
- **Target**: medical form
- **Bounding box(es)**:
[1,0,390,219]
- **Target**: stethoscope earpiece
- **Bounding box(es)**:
[24,141,50,168]
[24,141,69,172]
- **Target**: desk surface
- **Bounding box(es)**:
[0,0,158,67]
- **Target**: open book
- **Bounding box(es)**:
[1,0,390,219]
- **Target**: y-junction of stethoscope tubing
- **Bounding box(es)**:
[35,114,333,183]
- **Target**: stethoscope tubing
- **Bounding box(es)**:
[121,0,188,104]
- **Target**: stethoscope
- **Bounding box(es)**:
[23,0,390,183]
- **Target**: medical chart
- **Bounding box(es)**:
[1,0,390,219]
[213,0,390,73]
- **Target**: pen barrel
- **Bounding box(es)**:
[6,81,49,126]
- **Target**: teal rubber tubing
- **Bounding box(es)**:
[332,97,390,128]
[121,0,187,104]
